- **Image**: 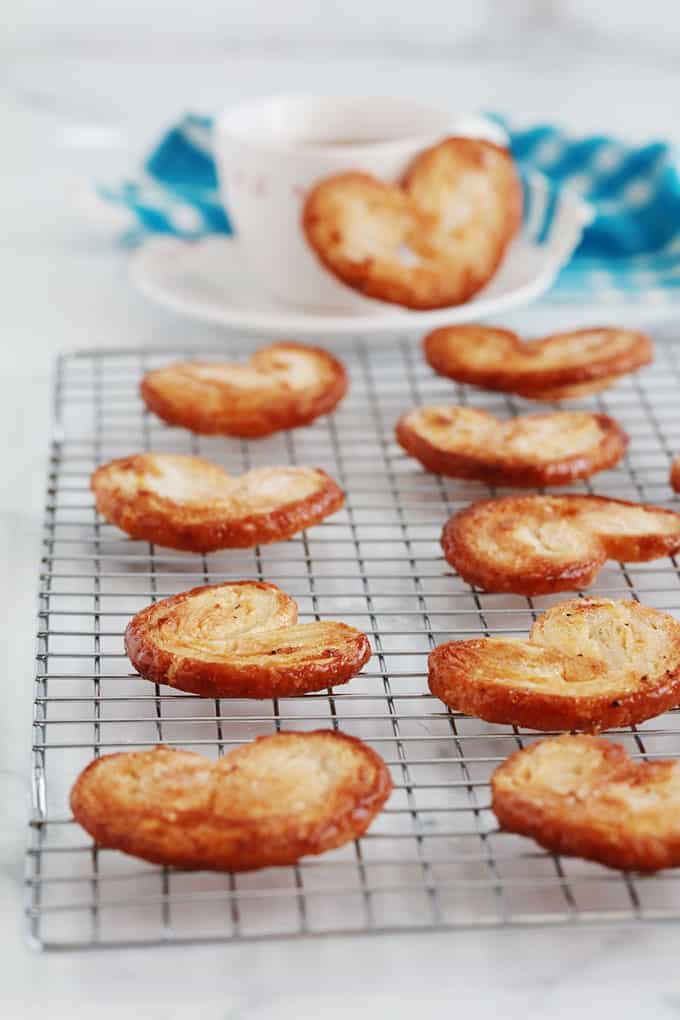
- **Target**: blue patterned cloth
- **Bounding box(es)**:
[98,113,680,302]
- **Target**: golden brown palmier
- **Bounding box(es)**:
[71,732,392,872]
[302,137,521,310]
[424,325,653,398]
[91,453,343,552]
[671,455,680,493]
[492,734,680,872]
[442,494,680,595]
[125,581,371,698]
[429,597,680,732]
[141,341,347,437]
[396,406,627,486]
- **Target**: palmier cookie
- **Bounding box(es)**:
[429,597,680,732]
[125,581,371,698]
[442,494,680,595]
[70,731,392,872]
[141,341,347,437]
[671,456,680,493]
[396,406,627,486]
[492,735,680,872]
[424,325,653,399]
[302,137,521,310]
[91,453,344,552]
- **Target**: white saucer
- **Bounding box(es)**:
[130,189,591,337]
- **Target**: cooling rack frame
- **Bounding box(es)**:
[25,333,680,950]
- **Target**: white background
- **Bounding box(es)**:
[6,0,680,58]
[3,1,680,1016]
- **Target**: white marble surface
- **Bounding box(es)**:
[3,34,680,1017]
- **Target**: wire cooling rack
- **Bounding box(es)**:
[25,333,680,950]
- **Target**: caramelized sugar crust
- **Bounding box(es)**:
[396,405,627,485]
[71,732,392,871]
[91,453,344,552]
[125,580,372,698]
[492,734,680,871]
[141,342,348,437]
[442,494,680,595]
[303,138,522,310]
[424,325,653,399]
[429,597,680,732]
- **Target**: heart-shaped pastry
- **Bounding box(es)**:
[424,325,653,399]
[125,580,371,698]
[429,597,680,732]
[492,734,680,871]
[395,406,627,486]
[442,493,680,595]
[91,453,344,552]
[70,731,392,871]
[302,137,522,310]
[141,341,347,437]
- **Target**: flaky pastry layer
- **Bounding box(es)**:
[125,580,371,698]
[91,453,344,552]
[492,735,680,871]
[70,732,392,871]
[424,325,653,397]
[396,405,627,485]
[429,597,680,732]
[141,341,347,437]
[302,137,521,310]
[442,493,680,595]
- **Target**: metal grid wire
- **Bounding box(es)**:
[25,332,680,950]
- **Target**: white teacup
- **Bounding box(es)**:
[214,95,505,313]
